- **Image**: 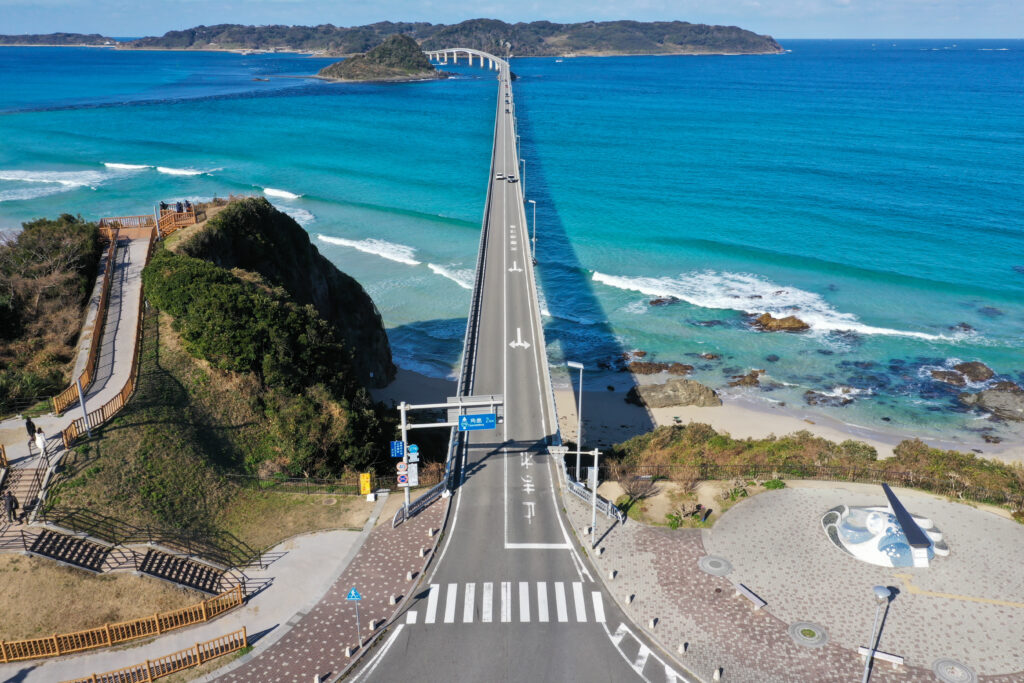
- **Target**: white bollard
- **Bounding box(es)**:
[428,527,437,537]
[420,547,428,557]
[626,594,634,604]
[597,547,605,556]
[677,642,688,655]
[314,676,321,683]
[649,618,658,629]
[345,646,355,657]
[713,667,722,681]
[389,594,398,605]
[608,570,616,580]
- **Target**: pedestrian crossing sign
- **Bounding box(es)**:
[346,587,362,601]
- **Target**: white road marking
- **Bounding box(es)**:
[425,584,440,624]
[406,610,417,624]
[554,582,568,622]
[463,583,476,623]
[501,581,512,622]
[665,664,678,682]
[592,591,606,623]
[353,623,404,682]
[444,583,458,623]
[632,645,651,674]
[519,581,530,622]
[610,623,628,647]
[537,581,549,622]
[482,582,493,623]
[504,542,571,549]
[573,582,587,622]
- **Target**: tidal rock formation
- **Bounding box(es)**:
[728,370,763,387]
[953,361,994,382]
[804,390,854,407]
[628,361,668,375]
[751,312,810,332]
[667,363,694,376]
[930,370,966,387]
[626,379,722,408]
[318,35,445,82]
[649,297,679,306]
[700,353,720,360]
[959,384,1024,421]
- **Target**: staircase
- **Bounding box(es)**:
[2,467,45,522]
[28,529,111,572]
[139,549,224,593]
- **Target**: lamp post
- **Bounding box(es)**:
[520,158,526,195]
[567,361,584,481]
[862,585,892,683]
[590,448,600,548]
[527,199,537,262]
[516,133,521,158]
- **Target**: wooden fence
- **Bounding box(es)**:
[61,627,248,683]
[61,230,156,450]
[158,207,197,237]
[98,215,155,240]
[52,236,119,416]
[0,586,243,663]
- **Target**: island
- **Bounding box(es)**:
[0,32,117,46]
[115,19,783,56]
[317,34,445,82]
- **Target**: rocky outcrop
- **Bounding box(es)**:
[728,370,763,387]
[804,390,854,407]
[699,353,720,360]
[751,312,810,332]
[649,297,678,306]
[318,35,444,82]
[953,361,994,382]
[930,370,966,387]
[667,363,694,376]
[179,197,395,387]
[959,384,1024,421]
[626,379,722,409]
[628,361,668,375]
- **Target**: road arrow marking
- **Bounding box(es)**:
[509,328,530,349]
[523,501,535,523]
[509,261,523,273]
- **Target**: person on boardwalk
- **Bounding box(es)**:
[25,416,36,450]
[3,491,16,524]
[34,427,46,459]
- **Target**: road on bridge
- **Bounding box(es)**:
[350,56,690,683]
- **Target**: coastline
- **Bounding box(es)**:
[378,366,1024,464]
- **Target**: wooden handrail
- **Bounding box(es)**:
[60,627,247,683]
[0,444,7,469]
[0,586,243,663]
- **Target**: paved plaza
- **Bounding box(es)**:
[567,478,1024,682]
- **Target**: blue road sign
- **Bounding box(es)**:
[346,587,362,601]
[408,444,419,454]
[390,440,404,458]
[458,413,497,432]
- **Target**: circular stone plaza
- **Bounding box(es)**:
[704,482,1024,682]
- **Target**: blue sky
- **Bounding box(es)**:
[0,0,1020,39]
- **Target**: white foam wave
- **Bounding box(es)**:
[427,263,473,290]
[271,204,315,226]
[592,270,948,341]
[103,162,151,170]
[316,234,420,266]
[156,166,206,176]
[0,169,107,202]
[262,187,303,199]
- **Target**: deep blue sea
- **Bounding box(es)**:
[1,41,1022,447]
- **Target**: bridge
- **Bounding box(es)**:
[351,50,685,682]
[424,47,508,71]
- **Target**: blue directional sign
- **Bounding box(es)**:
[458,413,497,432]
[346,587,362,601]
[390,440,404,458]
[408,444,419,455]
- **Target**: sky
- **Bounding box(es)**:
[0,0,1021,39]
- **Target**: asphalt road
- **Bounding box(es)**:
[349,58,690,683]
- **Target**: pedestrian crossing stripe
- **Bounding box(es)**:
[410,581,606,626]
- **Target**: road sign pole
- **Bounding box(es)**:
[591,449,600,549]
[355,602,361,645]
[400,401,410,514]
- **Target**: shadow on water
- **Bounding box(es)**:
[513,81,655,440]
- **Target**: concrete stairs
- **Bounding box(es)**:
[138,548,224,593]
[1,467,45,522]
[28,529,111,572]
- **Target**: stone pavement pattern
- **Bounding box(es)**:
[219,499,446,682]
[565,491,940,682]
[0,528,361,682]
[704,484,1024,678]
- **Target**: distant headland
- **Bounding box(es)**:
[0,33,116,46]
[1,20,783,56]
[317,35,446,82]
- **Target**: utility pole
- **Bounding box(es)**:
[400,401,410,515]
[591,448,600,548]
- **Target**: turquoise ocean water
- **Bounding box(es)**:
[1,41,1022,447]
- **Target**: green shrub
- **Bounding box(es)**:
[764,479,786,490]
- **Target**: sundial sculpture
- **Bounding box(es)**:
[822,483,949,568]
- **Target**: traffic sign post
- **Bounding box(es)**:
[390,441,404,458]
[346,587,363,644]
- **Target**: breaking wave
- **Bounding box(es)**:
[427,263,473,290]
[156,166,207,176]
[103,162,151,170]
[271,203,315,226]
[262,187,302,199]
[316,234,420,266]
[0,169,108,202]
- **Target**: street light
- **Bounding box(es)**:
[567,361,584,481]
[862,585,892,683]
[527,199,537,262]
[520,158,526,195]
[590,448,600,549]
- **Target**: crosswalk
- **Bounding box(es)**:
[407,581,606,626]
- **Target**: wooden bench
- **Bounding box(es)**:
[734,583,767,610]
[857,646,904,669]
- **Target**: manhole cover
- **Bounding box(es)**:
[933,659,977,683]
[788,622,828,648]
[322,497,338,506]
[697,555,732,576]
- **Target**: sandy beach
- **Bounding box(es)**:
[377,367,1024,464]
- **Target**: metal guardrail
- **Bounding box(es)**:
[556,453,624,523]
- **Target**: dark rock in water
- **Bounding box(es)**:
[853,360,876,370]
[597,360,614,370]
[667,363,694,376]
[632,350,648,358]
[700,353,721,361]
[992,381,1023,392]
[607,385,615,392]
[827,284,839,292]
[951,322,975,333]
[629,361,669,375]
[804,390,853,407]
[982,434,1002,444]
[959,385,1024,421]
[765,354,780,363]
[931,370,966,387]
[728,370,763,387]
[953,361,994,382]
[649,296,679,306]
[817,349,835,356]
[751,312,810,332]
[828,329,862,344]
[748,295,762,299]
[691,319,726,327]
[721,366,741,376]
[625,379,722,408]
[881,416,892,422]
[978,306,1004,317]
[1013,265,1024,275]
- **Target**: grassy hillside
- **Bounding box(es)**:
[0,33,116,46]
[319,34,442,81]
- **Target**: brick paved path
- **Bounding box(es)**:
[564,493,936,683]
[220,499,447,682]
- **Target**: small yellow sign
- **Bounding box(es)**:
[359,473,372,496]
